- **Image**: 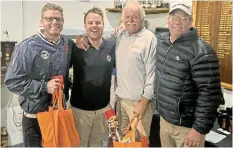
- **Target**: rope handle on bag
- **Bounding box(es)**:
[52,80,64,110]
[123,116,145,142]
[124,116,138,133]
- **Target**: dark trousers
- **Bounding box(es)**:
[22,115,42,147]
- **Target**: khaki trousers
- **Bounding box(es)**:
[116,95,154,138]
[72,104,111,147]
[160,116,206,147]
[110,75,117,109]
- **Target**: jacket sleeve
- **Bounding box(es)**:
[142,35,157,100]
[191,45,222,134]
[4,41,48,99]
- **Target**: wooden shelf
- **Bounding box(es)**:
[105,8,169,14]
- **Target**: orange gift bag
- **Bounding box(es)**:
[37,76,80,147]
[113,116,149,147]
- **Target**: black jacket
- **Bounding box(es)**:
[155,28,222,134]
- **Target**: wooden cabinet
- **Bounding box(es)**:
[192,1,232,90]
[1,41,17,84]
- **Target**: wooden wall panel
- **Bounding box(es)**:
[192,1,232,87]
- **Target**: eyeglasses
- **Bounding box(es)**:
[169,15,191,22]
[43,17,64,23]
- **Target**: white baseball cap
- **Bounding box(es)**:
[169,2,192,15]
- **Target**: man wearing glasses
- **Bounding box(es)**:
[155,2,222,147]
[5,3,74,147]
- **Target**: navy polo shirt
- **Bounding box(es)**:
[70,38,116,110]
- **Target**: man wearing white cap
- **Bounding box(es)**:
[155,2,222,147]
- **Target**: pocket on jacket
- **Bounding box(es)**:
[178,99,185,116]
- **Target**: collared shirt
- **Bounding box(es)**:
[115,27,157,101]
[86,37,103,51]
[70,38,116,110]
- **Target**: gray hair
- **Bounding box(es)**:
[41,3,63,18]
[123,0,146,21]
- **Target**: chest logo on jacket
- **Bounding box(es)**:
[41,51,49,60]
[107,55,111,62]
[175,56,180,61]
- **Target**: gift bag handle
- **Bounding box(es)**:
[124,116,138,133]
[52,80,64,110]
[123,116,145,142]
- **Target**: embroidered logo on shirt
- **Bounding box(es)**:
[41,51,49,60]
[175,56,180,61]
[107,55,111,62]
[130,44,135,48]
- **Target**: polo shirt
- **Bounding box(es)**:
[70,38,116,110]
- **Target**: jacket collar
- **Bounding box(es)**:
[38,29,61,45]
[157,27,199,44]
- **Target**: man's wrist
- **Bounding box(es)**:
[140,97,149,105]
[192,127,203,135]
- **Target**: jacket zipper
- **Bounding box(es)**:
[178,98,182,125]
[157,45,173,106]
[178,75,189,125]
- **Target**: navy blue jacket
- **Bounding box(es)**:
[5,33,73,114]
